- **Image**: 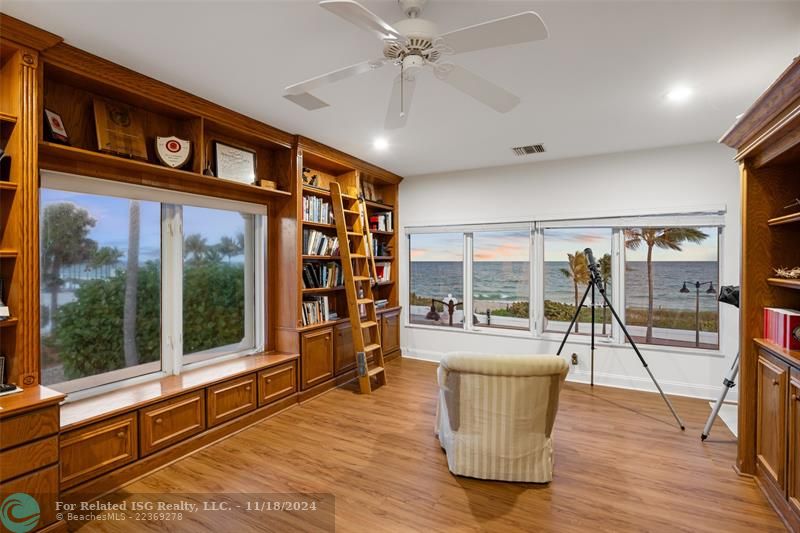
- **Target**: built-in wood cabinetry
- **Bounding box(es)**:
[334,322,356,374]
[258,362,296,406]
[207,375,257,427]
[381,310,401,354]
[139,391,205,456]
[720,57,800,529]
[302,327,334,390]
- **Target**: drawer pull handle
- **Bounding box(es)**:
[774,379,780,386]
[155,418,163,424]
[245,386,252,391]
[266,379,272,384]
[117,431,126,438]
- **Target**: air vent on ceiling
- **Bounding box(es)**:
[512,144,546,156]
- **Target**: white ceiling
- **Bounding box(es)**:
[5,1,800,176]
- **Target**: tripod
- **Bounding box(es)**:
[556,248,686,431]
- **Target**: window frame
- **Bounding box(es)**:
[404,210,726,355]
[40,170,266,395]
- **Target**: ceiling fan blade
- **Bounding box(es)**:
[284,58,386,98]
[439,12,548,55]
[385,74,416,130]
[320,0,404,41]
[437,64,520,113]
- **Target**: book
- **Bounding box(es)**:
[764,307,800,350]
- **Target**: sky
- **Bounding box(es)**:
[41,189,247,263]
[410,227,719,262]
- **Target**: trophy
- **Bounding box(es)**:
[155,136,191,169]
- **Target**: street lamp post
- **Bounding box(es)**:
[679,280,716,347]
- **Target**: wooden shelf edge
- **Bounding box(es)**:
[365,200,394,210]
[302,255,341,261]
[39,142,291,203]
[0,111,17,124]
[302,220,336,229]
[302,286,345,294]
[768,278,800,290]
[0,181,18,190]
[297,305,402,331]
[755,338,800,365]
[0,249,18,258]
[768,212,800,226]
[0,317,19,328]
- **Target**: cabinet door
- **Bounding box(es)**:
[334,322,356,375]
[140,391,205,456]
[60,413,138,489]
[258,362,297,406]
[789,372,800,514]
[757,351,788,489]
[381,311,401,354]
[206,374,257,427]
[302,327,333,390]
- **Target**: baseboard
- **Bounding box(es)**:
[401,347,725,400]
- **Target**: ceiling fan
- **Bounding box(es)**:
[283,0,549,129]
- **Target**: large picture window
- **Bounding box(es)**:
[409,232,464,328]
[472,230,530,331]
[623,227,720,349]
[543,228,612,336]
[407,215,722,352]
[40,172,265,393]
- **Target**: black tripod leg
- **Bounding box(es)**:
[557,282,594,356]
[597,288,687,431]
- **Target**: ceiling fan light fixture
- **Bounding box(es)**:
[373,137,389,150]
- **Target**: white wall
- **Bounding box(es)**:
[398,142,740,401]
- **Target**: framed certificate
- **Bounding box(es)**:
[214,141,257,185]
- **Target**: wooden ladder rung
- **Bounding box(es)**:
[350,254,366,259]
[353,276,371,282]
[360,320,378,329]
[343,209,360,216]
[347,231,362,237]
[364,343,381,352]
[367,366,385,377]
[357,298,373,305]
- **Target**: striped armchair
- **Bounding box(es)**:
[435,353,569,482]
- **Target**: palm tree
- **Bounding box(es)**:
[218,236,239,263]
[599,253,612,335]
[624,228,708,342]
[184,234,208,264]
[560,251,590,333]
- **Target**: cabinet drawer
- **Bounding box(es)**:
[0,435,59,482]
[258,363,297,406]
[60,412,138,489]
[0,406,59,450]
[207,374,257,427]
[0,465,60,528]
[140,391,205,456]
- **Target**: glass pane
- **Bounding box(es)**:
[624,227,719,349]
[40,190,161,387]
[409,233,464,328]
[544,228,613,336]
[473,230,530,330]
[182,206,252,356]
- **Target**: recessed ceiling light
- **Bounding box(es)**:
[373,137,389,150]
[665,86,692,103]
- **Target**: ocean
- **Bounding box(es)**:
[410,261,720,312]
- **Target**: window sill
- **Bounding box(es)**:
[404,322,725,357]
[59,351,299,431]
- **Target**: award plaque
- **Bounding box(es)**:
[155,136,191,169]
[93,97,147,160]
[44,109,69,144]
[214,141,256,185]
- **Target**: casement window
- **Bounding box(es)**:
[406,211,723,352]
[39,171,265,394]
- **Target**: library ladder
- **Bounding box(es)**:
[330,182,387,394]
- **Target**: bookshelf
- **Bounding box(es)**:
[720,56,800,529]
[274,137,402,397]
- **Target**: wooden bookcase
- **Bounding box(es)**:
[720,56,800,529]
[274,137,402,399]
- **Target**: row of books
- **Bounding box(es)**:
[302,296,337,326]
[372,239,391,257]
[303,229,339,257]
[369,213,392,232]
[302,262,343,289]
[303,195,334,224]
[764,307,800,351]
[375,298,389,310]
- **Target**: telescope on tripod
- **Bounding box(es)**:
[556,248,686,431]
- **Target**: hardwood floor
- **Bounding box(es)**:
[78,357,784,532]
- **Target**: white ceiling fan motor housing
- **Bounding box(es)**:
[398,0,428,18]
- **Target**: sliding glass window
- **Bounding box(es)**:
[472,230,530,331]
[408,232,464,328]
[39,172,265,394]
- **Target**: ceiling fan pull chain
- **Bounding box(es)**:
[400,60,405,117]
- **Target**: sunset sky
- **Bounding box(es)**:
[410,227,719,262]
